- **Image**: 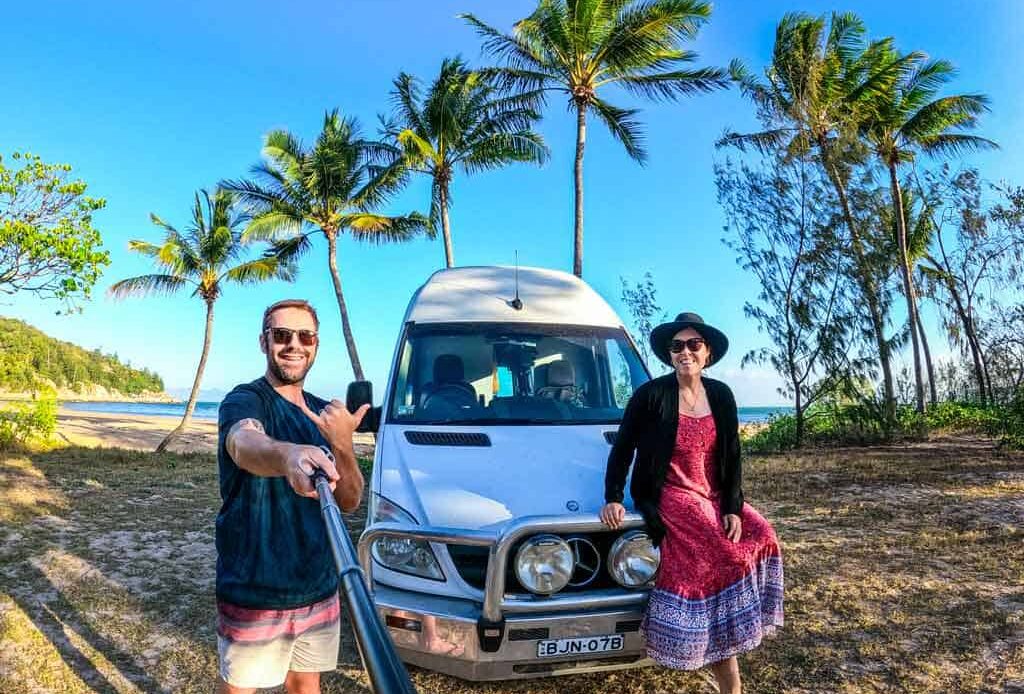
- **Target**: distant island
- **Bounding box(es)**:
[0,316,173,403]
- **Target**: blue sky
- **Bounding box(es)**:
[4,0,1022,405]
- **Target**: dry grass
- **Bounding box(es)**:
[0,437,1021,693]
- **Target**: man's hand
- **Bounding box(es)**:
[722,513,743,543]
[284,445,339,499]
[298,398,370,450]
[600,502,626,529]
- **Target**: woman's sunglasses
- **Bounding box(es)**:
[669,337,706,354]
[265,327,318,347]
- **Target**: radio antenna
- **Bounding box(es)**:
[509,251,523,310]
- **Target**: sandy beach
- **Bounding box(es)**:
[55,407,376,455]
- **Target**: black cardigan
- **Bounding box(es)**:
[604,374,744,547]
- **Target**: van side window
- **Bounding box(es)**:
[607,338,643,409]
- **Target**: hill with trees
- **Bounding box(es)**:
[0,316,168,401]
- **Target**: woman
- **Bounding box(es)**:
[601,312,783,694]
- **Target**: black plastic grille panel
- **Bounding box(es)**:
[509,627,551,641]
[404,431,491,447]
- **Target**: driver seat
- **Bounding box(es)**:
[537,360,577,402]
[420,354,477,406]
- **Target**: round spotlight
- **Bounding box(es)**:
[514,534,574,595]
[607,530,660,587]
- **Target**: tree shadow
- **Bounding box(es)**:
[9,560,171,694]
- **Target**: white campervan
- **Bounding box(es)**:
[351,266,659,681]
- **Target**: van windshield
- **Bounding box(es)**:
[388,323,650,425]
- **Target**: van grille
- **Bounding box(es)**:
[447,530,638,594]
[603,431,617,445]
[404,431,491,447]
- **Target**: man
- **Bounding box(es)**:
[215,299,369,694]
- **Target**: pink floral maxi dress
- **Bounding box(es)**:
[641,413,784,669]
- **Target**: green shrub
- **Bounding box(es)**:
[0,392,57,448]
[923,401,1000,431]
[996,388,1024,450]
[743,414,799,453]
[743,398,1010,453]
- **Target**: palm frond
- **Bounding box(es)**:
[610,66,728,101]
[595,0,714,74]
[343,212,430,244]
[242,211,306,242]
[107,274,190,300]
[900,94,991,143]
[461,131,549,173]
[917,133,998,158]
[716,127,793,154]
[223,256,296,285]
[589,97,645,162]
[264,234,314,264]
[125,240,165,259]
[460,13,554,79]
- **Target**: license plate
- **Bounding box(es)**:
[536,634,625,658]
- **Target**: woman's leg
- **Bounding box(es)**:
[710,656,741,694]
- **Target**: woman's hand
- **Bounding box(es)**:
[722,514,742,543]
[600,502,626,529]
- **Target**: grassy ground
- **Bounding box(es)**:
[0,437,1021,693]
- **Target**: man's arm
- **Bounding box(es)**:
[295,399,370,514]
[226,418,340,499]
[327,438,365,514]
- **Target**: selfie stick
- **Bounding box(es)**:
[311,453,417,694]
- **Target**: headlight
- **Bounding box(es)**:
[369,494,444,581]
[514,534,574,595]
[607,530,660,587]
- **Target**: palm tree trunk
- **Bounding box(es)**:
[440,180,454,268]
[889,164,926,414]
[818,145,896,430]
[916,307,938,406]
[573,104,586,278]
[156,298,214,453]
[326,231,365,381]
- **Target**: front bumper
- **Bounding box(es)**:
[359,514,655,681]
[374,584,651,681]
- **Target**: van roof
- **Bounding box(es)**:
[404,266,624,327]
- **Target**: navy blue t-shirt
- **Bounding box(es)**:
[215,376,338,609]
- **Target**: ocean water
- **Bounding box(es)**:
[63,400,222,420]
[62,400,793,423]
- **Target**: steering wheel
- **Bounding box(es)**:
[421,383,479,412]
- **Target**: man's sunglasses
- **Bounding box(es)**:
[265,327,318,347]
[669,337,707,354]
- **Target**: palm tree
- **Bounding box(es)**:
[462,0,728,277]
[109,189,294,453]
[861,53,995,413]
[879,181,940,406]
[382,57,548,268]
[722,12,909,430]
[224,110,429,381]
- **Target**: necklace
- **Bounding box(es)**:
[679,385,703,412]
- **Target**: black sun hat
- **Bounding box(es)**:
[650,312,729,367]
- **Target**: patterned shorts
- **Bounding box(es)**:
[217,593,341,688]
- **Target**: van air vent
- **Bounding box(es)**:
[404,431,491,447]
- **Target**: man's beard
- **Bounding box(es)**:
[267,351,313,385]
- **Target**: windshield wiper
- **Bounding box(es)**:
[439,417,560,425]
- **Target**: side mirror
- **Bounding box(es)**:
[346,380,380,433]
